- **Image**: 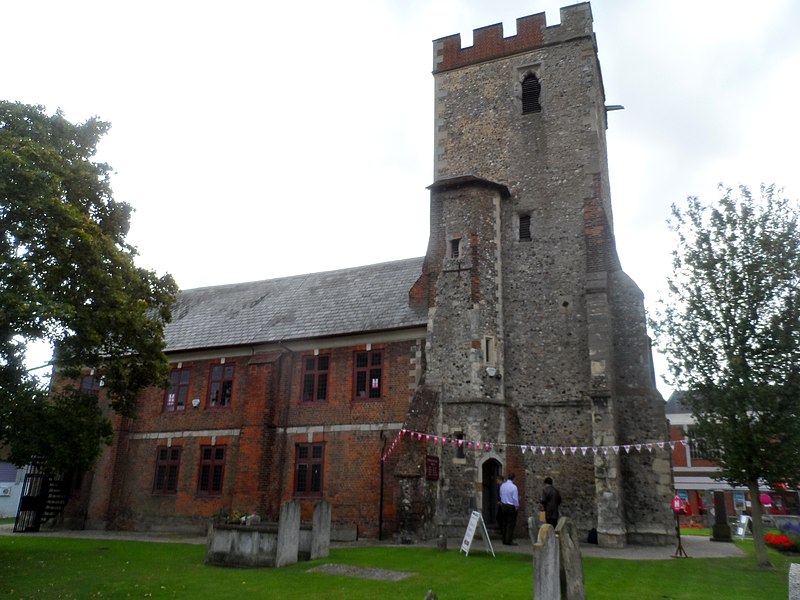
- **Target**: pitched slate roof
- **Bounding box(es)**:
[165,257,428,352]
[664,391,690,414]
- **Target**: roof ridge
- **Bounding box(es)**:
[179,256,426,293]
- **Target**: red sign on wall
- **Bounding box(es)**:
[425,455,440,481]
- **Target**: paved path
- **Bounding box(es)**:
[0,524,745,560]
[421,534,746,560]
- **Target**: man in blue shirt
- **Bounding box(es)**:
[499,473,519,545]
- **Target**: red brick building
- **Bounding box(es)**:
[665,393,800,523]
[62,259,427,537]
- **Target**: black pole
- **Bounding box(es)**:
[674,510,688,558]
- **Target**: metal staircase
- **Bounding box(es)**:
[13,461,69,533]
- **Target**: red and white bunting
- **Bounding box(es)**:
[386,428,687,461]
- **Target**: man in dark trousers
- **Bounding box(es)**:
[498,473,519,545]
[540,476,562,527]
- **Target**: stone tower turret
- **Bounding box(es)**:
[403,3,673,547]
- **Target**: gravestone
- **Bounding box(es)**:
[528,515,540,546]
[437,523,447,551]
[711,491,732,542]
[532,524,560,600]
[790,563,800,600]
[275,500,300,567]
[555,518,586,600]
[311,500,331,560]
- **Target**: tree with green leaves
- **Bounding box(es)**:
[0,101,177,475]
[652,184,800,568]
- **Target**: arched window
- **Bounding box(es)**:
[522,74,542,114]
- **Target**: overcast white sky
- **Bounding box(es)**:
[5,0,800,397]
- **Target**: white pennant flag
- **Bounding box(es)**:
[623,445,631,453]
[540,447,547,455]
[581,447,588,455]
[521,446,527,454]
[570,447,578,454]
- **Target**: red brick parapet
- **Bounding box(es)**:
[433,2,594,73]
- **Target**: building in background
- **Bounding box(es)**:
[0,463,25,518]
[666,392,800,525]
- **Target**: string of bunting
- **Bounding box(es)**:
[382,427,685,462]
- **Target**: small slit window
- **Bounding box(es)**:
[519,214,532,241]
[484,337,495,365]
[522,74,542,114]
[450,239,460,258]
[454,432,465,459]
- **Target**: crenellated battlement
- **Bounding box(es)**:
[433,2,593,73]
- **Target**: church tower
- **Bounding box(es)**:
[404,3,673,547]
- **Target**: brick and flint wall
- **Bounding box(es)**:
[411,2,672,544]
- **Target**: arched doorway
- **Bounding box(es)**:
[482,458,503,526]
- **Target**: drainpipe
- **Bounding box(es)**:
[379,430,387,541]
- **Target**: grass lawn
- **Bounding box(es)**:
[0,535,797,599]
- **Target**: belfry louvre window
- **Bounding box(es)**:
[153,446,181,494]
[354,350,382,400]
[519,214,532,241]
[295,443,324,496]
[522,74,542,114]
[302,355,329,401]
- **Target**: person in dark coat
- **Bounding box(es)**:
[540,476,562,527]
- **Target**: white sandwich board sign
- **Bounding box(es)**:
[460,510,495,557]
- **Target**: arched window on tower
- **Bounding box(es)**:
[522,74,542,114]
